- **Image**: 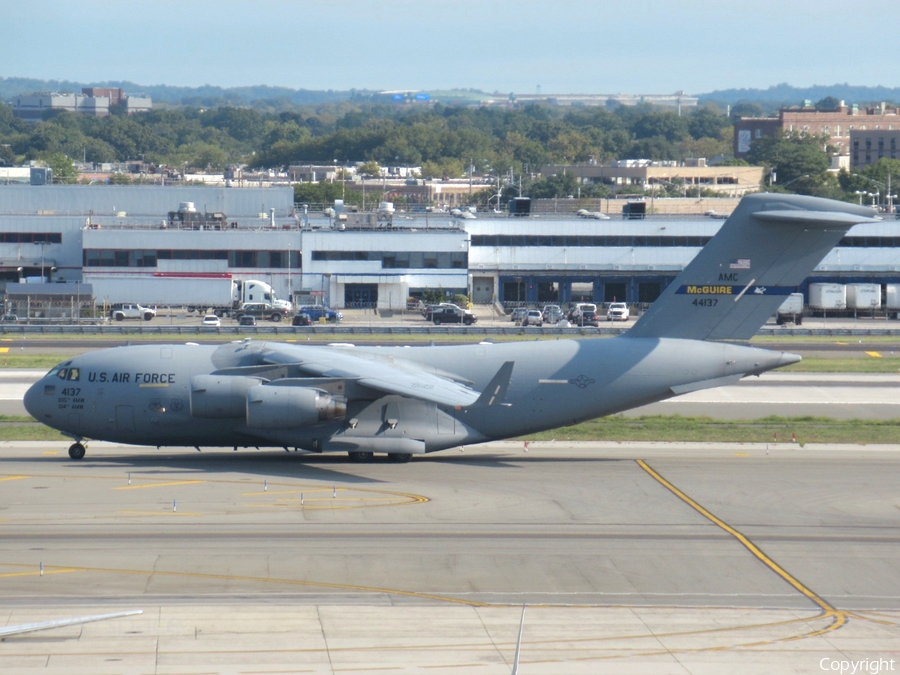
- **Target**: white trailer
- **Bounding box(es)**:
[808,283,846,310]
[887,284,900,309]
[846,283,881,310]
[89,275,234,310]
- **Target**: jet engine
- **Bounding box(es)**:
[190,375,262,419]
[245,385,346,430]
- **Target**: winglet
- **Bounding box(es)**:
[471,361,514,407]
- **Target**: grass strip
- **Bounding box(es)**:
[521,415,900,445]
[5,414,900,445]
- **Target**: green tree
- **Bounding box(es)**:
[747,131,831,188]
[41,151,78,184]
[815,96,842,112]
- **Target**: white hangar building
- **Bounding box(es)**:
[0,186,898,310]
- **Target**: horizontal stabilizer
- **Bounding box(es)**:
[626,193,878,341]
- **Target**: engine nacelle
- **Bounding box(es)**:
[246,385,346,430]
[191,375,262,418]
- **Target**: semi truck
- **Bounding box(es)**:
[90,276,291,317]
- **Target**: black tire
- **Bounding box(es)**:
[271,314,282,322]
[143,313,153,321]
[348,451,374,463]
[68,443,85,460]
[388,453,412,463]
[114,314,124,321]
[433,318,441,325]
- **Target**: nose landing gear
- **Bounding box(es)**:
[68,442,86,460]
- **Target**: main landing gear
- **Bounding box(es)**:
[68,442,86,460]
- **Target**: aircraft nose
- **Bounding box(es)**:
[23,380,44,419]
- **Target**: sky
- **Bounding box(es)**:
[4,0,899,95]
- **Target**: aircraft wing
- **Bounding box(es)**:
[0,610,142,638]
[262,347,484,408]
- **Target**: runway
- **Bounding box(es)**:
[1,441,899,673]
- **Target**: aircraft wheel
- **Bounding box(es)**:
[348,451,374,463]
[388,453,412,463]
[68,442,86,460]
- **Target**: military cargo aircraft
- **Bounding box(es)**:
[24,194,878,462]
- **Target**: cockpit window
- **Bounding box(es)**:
[57,368,68,380]
[67,368,80,381]
[47,361,72,378]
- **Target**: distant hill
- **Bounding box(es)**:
[0,77,367,107]
[699,83,900,107]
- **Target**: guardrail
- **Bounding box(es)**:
[2,324,900,337]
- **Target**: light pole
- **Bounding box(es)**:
[853,174,894,212]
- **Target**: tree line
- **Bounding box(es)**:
[1,98,897,207]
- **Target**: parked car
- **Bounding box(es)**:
[201,314,221,328]
[606,302,630,321]
[0,314,20,323]
[522,309,543,327]
[234,303,290,322]
[291,313,312,326]
[542,304,564,323]
[569,303,599,326]
[431,305,477,325]
[238,314,257,327]
[298,305,342,322]
[510,307,528,323]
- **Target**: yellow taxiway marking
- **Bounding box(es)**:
[733,453,750,457]
[114,480,204,490]
[866,351,883,358]
[118,510,205,517]
[0,475,28,481]
[638,459,835,614]
[0,568,78,578]
[0,347,9,353]
[632,459,894,646]
[42,451,58,455]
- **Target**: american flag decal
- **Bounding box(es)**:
[730,258,751,270]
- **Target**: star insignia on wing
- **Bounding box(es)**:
[569,374,596,389]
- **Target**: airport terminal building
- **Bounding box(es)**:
[0,185,898,311]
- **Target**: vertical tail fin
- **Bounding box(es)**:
[625,193,878,341]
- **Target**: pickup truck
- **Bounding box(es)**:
[234,303,290,322]
[110,304,156,321]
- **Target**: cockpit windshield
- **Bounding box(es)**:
[46,361,78,380]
